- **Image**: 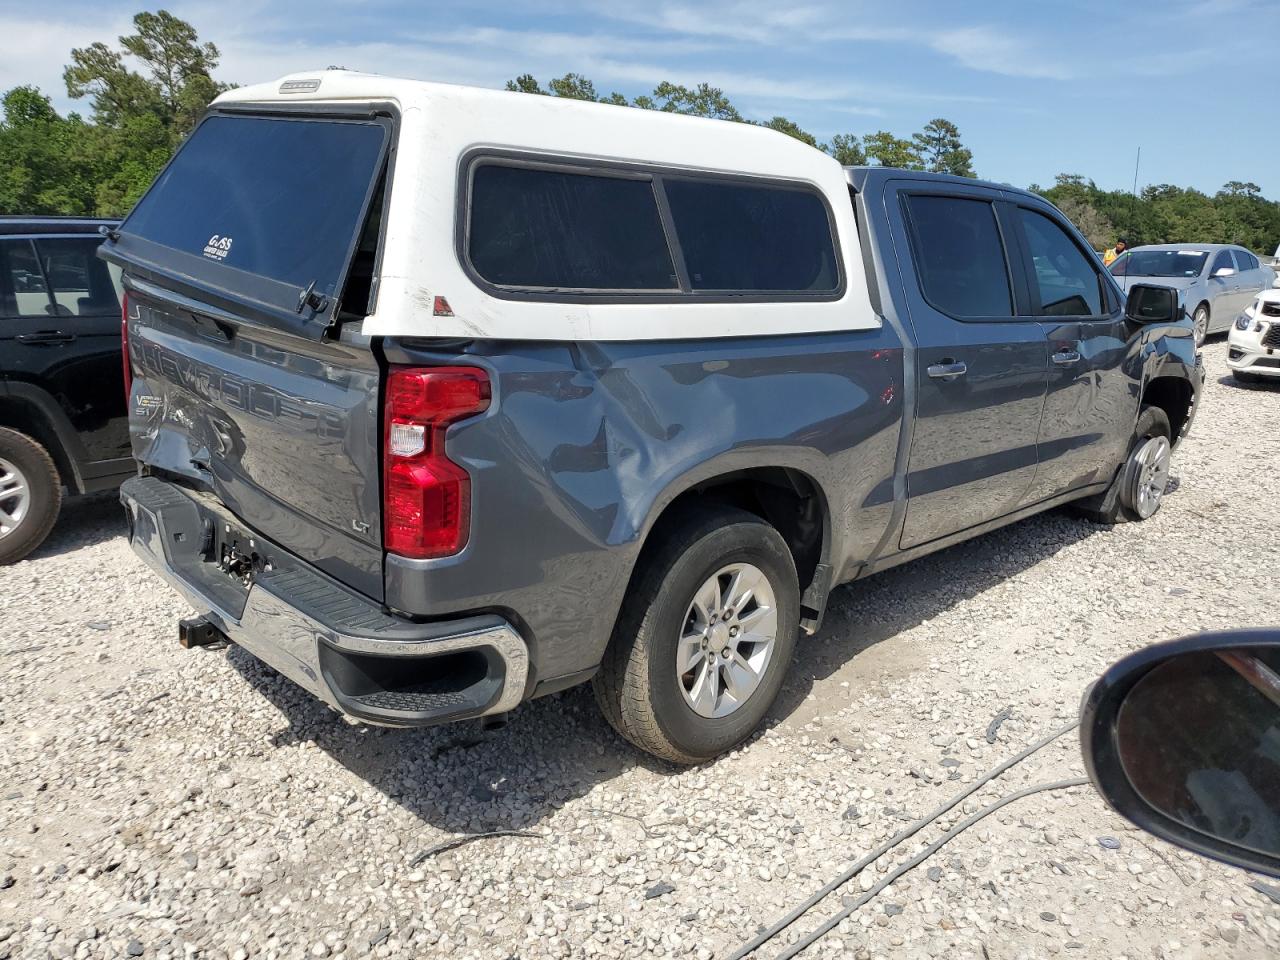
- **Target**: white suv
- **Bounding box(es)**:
[1229,290,1280,383]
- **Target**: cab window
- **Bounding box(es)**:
[1019,209,1104,316]
[902,195,1013,318]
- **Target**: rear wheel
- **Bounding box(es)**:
[1192,304,1210,346]
[593,505,799,764]
[1071,406,1172,525]
[0,428,62,564]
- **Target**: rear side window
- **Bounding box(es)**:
[1234,249,1259,271]
[0,240,49,318]
[1018,209,1103,316]
[468,166,677,290]
[121,114,386,296]
[36,238,121,317]
[663,179,838,292]
[904,195,1012,317]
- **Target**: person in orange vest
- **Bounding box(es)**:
[1103,237,1129,266]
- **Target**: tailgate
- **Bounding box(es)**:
[103,108,391,600]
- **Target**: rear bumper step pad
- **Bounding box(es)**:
[121,476,529,727]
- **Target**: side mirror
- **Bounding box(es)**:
[1125,283,1178,323]
[1080,629,1280,879]
[1214,267,1237,279]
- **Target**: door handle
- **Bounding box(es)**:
[1052,350,1081,365]
[926,360,967,381]
[16,331,75,345]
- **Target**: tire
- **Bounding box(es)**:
[1232,369,1263,385]
[1192,304,1210,346]
[1071,406,1172,525]
[0,427,62,564]
[593,504,799,765]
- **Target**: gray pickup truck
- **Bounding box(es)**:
[103,72,1202,763]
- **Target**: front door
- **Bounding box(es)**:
[1012,204,1135,501]
[886,183,1048,549]
[1206,249,1242,323]
[0,236,128,465]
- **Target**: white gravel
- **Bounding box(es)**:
[2,341,1279,960]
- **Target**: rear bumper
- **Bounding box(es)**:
[120,476,529,727]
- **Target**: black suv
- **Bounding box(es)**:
[0,217,129,562]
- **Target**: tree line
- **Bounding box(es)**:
[0,10,1276,255]
[504,71,975,177]
[1032,174,1279,254]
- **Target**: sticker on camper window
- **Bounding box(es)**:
[202,235,233,261]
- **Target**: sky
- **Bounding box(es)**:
[1,0,1274,198]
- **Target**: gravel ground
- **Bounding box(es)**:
[2,341,1279,960]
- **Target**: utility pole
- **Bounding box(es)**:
[1132,146,1141,197]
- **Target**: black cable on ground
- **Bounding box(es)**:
[729,720,1080,960]
[772,777,1090,960]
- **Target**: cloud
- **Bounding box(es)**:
[0,12,137,112]
[927,26,1076,80]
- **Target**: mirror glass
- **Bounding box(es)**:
[1126,285,1175,322]
[1116,648,1280,859]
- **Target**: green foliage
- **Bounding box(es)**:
[1,8,224,216]
[504,74,546,95]
[762,116,817,148]
[862,131,923,170]
[547,73,598,101]
[1035,174,1280,252]
[502,71,971,174]
[825,133,866,167]
[912,118,974,178]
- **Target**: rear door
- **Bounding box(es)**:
[102,109,392,600]
[886,181,1048,549]
[1233,249,1267,310]
[0,235,129,464]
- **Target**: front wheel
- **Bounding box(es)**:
[1071,406,1172,525]
[593,505,799,764]
[1232,369,1263,385]
[1192,305,1210,346]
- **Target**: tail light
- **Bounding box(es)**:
[383,366,491,558]
[121,291,133,401]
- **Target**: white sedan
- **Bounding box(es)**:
[1228,289,1280,383]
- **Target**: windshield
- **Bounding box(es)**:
[121,113,386,301]
[1110,249,1208,278]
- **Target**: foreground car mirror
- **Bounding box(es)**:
[1125,284,1179,323]
[1081,630,1280,879]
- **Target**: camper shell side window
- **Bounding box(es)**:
[457,151,845,305]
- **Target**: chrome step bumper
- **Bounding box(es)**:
[121,476,529,726]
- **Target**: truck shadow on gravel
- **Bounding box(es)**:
[224,500,1122,839]
[1216,373,1279,391]
[770,507,1108,724]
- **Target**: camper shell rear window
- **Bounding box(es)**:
[113,111,389,326]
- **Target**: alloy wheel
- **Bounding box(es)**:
[1127,435,1172,519]
[676,563,779,719]
[0,457,31,538]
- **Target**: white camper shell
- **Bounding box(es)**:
[211,71,880,342]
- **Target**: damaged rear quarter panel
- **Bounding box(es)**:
[383,327,905,686]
